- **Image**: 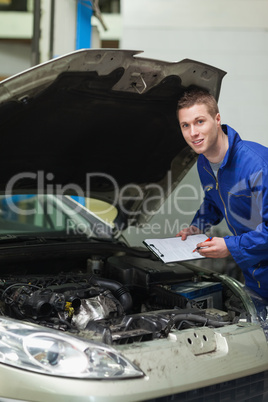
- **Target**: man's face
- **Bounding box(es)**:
[178,103,221,160]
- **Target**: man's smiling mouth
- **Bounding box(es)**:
[193,139,204,145]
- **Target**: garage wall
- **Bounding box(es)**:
[121,0,268,145]
[121,0,268,243]
[53,0,77,58]
[0,11,33,78]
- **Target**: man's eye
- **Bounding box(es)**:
[197,120,204,124]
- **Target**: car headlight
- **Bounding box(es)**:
[0,317,144,379]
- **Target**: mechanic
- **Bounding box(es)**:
[176,88,268,300]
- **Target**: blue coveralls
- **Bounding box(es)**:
[191,125,268,299]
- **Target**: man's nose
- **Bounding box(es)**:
[190,125,198,136]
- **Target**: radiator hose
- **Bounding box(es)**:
[92,277,132,313]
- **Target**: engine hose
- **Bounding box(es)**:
[172,313,230,328]
[92,277,132,313]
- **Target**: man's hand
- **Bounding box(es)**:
[195,237,230,259]
[176,226,202,240]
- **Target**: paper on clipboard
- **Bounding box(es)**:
[143,234,209,263]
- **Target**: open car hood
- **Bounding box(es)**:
[0,49,226,228]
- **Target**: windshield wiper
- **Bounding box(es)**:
[0,234,81,244]
[0,234,113,245]
[0,235,48,244]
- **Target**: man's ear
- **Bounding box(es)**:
[215,112,221,126]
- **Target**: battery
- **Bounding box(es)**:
[170,281,223,310]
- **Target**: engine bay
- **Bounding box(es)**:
[0,250,249,345]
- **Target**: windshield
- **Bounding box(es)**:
[0,195,115,239]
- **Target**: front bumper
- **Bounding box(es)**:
[0,323,267,402]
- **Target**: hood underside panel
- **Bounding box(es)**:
[0,50,226,194]
[0,70,186,191]
[0,50,226,223]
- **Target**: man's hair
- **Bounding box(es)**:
[177,88,219,118]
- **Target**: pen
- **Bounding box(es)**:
[193,237,213,253]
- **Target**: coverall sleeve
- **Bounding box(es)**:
[224,168,268,269]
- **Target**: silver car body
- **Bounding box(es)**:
[0,50,267,402]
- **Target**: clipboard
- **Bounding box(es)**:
[143,234,209,263]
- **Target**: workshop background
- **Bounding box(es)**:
[0,0,268,253]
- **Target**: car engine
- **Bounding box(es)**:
[0,251,249,345]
